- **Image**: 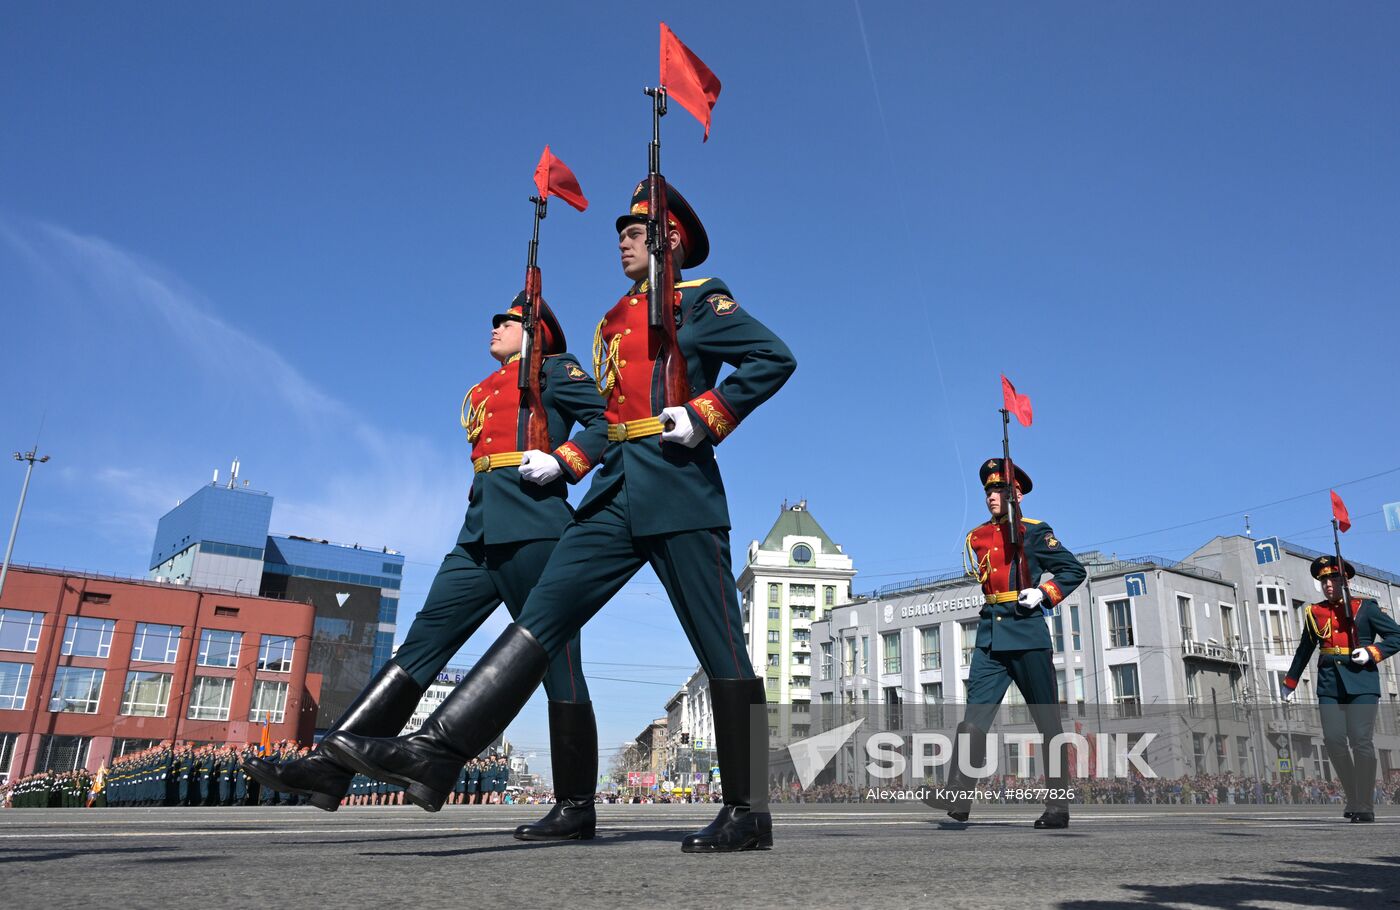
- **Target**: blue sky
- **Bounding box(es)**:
[4,3,1399,769]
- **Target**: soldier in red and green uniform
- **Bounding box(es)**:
[247,297,608,837]
[928,459,1086,829]
[1281,555,1400,823]
[325,179,796,853]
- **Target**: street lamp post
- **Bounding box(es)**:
[0,449,50,599]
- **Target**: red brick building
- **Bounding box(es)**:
[0,565,317,781]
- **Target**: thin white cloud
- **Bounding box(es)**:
[1,216,464,586]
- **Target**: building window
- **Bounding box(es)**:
[792,544,813,565]
[120,671,172,717]
[820,642,833,680]
[860,636,869,675]
[1069,603,1081,651]
[922,681,944,727]
[883,632,901,674]
[188,676,235,721]
[793,607,813,621]
[1192,733,1208,775]
[790,584,816,606]
[768,583,780,605]
[35,735,90,773]
[1074,668,1086,715]
[249,679,289,724]
[843,638,857,676]
[50,667,104,714]
[1106,598,1134,648]
[0,609,43,653]
[1051,609,1065,653]
[0,662,33,710]
[920,627,941,670]
[960,621,978,666]
[767,630,781,644]
[1236,736,1250,774]
[1110,664,1140,717]
[197,629,243,668]
[1256,585,1285,606]
[767,654,781,668]
[824,586,835,607]
[61,616,115,659]
[1262,607,1291,656]
[767,608,780,622]
[1177,595,1194,642]
[1220,604,1236,645]
[884,686,903,730]
[131,623,181,664]
[0,733,16,785]
[793,629,811,644]
[1185,667,1200,714]
[1055,668,1068,706]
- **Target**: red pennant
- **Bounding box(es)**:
[533,146,588,212]
[1331,490,1351,533]
[1001,374,1033,427]
[660,23,721,141]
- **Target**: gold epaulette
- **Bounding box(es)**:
[1022,517,1043,525]
[676,278,713,288]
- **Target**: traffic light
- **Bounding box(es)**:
[680,733,690,745]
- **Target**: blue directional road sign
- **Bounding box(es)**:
[1385,502,1400,532]
[1254,537,1282,566]
[1124,573,1148,597]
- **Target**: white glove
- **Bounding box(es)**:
[1351,647,1372,666]
[519,450,563,485]
[660,406,705,448]
[1279,684,1295,702]
[1017,587,1046,612]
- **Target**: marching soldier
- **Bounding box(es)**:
[246,296,607,836]
[927,459,1086,829]
[325,178,796,852]
[1281,556,1400,822]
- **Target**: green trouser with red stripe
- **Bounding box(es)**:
[392,539,590,702]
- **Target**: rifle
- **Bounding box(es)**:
[518,194,550,451]
[1000,408,1027,603]
[1331,518,1357,652]
[644,86,691,408]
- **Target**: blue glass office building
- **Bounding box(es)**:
[149,477,404,731]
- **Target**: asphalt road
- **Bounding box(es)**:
[1,803,1396,909]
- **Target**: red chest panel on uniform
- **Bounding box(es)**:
[968,522,1031,596]
[1308,600,1359,648]
[596,290,680,423]
[463,360,523,459]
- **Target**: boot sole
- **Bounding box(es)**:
[513,827,597,842]
[681,833,773,853]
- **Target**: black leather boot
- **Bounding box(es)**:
[1324,739,1358,821]
[1351,752,1376,823]
[514,701,598,841]
[681,678,772,853]
[1033,706,1070,830]
[321,624,549,813]
[243,662,423,812]
[923,722,986,822]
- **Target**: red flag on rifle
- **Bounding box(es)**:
[1331,490,1351,533]
[533,146,588,212]
[660,22,722,141]
[1001,374,1033,427]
